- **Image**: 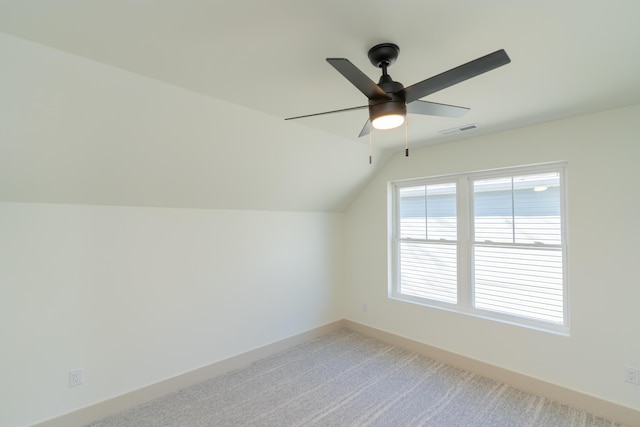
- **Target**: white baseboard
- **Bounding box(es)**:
[33,319,639,427]
[32,320,346,427]
[344,320,640,427]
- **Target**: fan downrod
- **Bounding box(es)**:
[368,43,400,68]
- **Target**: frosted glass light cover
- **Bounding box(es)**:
[371,114,404,130]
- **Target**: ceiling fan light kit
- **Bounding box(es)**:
[286,42,511,160]
[370,102,406,130]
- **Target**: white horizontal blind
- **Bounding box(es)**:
[400,242,457,303]
[474,246,563,323]
[397,183,457,304]
[472,172,564,324]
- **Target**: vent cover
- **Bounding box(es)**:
[438,123,478,135]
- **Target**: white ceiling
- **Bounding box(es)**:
[1,1,639,211]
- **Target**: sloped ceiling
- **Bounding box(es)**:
[1,1,639,212]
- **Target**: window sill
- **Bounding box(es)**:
[389,294,570,337]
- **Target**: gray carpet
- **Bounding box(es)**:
[87,329,626,426]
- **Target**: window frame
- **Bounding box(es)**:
[389,162,569,334]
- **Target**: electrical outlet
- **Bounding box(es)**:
[69,369,83,387]
[624,366,639,385]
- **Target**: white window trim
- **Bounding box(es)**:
[388,162,569,335]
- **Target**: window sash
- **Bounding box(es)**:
[472,244,564,324]
[399,240,457,304]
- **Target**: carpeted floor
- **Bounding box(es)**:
[87,329,626,426]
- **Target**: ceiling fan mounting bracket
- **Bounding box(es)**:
[368,43,400,68]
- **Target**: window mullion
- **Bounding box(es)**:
[457,177,471,309]
[423,186,428,240]
[511,177,515,243]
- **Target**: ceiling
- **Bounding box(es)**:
[1,1,639,211]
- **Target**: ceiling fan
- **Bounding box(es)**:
[285,43,511,138]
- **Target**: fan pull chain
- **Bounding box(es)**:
[369,126,373,164]
[405,114,409,157]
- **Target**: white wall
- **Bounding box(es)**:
[344,104,640,410]
[0,203,344,426]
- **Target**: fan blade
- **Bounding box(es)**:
[285,105,368,121]
[358,119,371,137]
[404,49,511,103]
[407,100,469,118]
[326,58,391,100]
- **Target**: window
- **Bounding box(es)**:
[389,163,568,333]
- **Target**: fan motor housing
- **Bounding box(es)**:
[369,99,406,122]
[369,74,406,121]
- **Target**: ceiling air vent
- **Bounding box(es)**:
[438,123,478,136]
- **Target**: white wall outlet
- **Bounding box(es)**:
[69,369,83,387]
[361,303,368,313]
[624,366,639,385]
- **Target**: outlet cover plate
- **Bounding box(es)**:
[624,366,639,385]
[69,369,83,387]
